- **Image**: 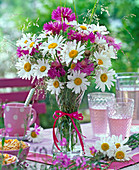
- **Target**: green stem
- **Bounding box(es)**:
[89,0,99,24]
[73,0,78,23]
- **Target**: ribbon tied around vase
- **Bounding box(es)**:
[53,110,85,154]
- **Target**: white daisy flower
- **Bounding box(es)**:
[60,40,85,65]
[47,78,64,95]
[67,70,90,94]
[33,59,50,79]
[16,33,32,48]
[64,19,78,26]
[95,68,116,92]
[94,51,111,68]
[95,36,106,45]
[112,135,129,149]
[24,34,39,54]
[90,23,109,35]
[37,31,52,41]
[26,124,44,143]
[15,55,35,80]
[95,136,115,157]
[76,23,91,35]
[104,45,117,59]
[40,35,65,56]
[114,145,132,161]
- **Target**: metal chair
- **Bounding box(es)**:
[0,77,46,125]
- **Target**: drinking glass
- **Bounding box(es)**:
[116,72,139,124]
[107,98,134,139]
[87,92,115,138]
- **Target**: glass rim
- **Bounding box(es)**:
[87,92,115,97]
[112,97,134,103]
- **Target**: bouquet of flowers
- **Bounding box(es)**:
[15,6,121,157]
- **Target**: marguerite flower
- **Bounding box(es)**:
[33,59,50,79]
[94,51,111,68]
[90,23,109,35]
[47,78,64,95]
[112,135,128,149]
[16,33,32,48]
[114,145,131,161]
[95,68,116,92]
[15,55,35,80]
[76,23,91,35]
[60,40,85,65]
[26,124,44,143]
[104,45,117,59]
[25,34,39,53]
[40,35,65,56]
[67,70,90,94]
[95,136,115,157]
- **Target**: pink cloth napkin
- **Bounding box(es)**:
[26,151,139,169]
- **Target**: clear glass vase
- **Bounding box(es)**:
[52,85,84,158]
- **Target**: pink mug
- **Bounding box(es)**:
[4,103,36,137]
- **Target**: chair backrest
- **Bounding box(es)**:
[0,77,46,125]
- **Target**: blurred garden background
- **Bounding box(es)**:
[0,0,139,128]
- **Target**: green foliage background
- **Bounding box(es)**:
[0,0,138,128]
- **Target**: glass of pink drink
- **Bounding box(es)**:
[88,92,115,139]
[107,98,134,139]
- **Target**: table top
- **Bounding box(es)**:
[24,123,139,170]
[1,123,139,169]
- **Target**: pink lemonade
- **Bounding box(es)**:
[89,107,108,137]
[108,117,132,138]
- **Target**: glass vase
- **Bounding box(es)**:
[52,85,84,158]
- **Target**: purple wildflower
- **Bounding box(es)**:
[89,146,97,156]
[104,35,122,50]
[73,59,94,76]
[43,21,69,35]
[2,104,7,109]
[76,157,82,166]
[75,157,86,167]
[68,30,95,43]
[34,123,40,135]
[17,46,29,57]
[52,6,76,22]
[59,138,67,146]
[53,152,71,168]
[48,61,66,79]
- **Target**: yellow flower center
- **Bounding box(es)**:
[115,143,121,149]
[69,50,78,58]
[100,73,108,82]
[48,43,58,49]
[115,151,125,159]
[93,30,98,33]
[101,143,109,151]
[53,80,59,88]
[40,66,46,72]
[80,25,87,30]
[24,62,31,72]
[74,78,82,85]
[29,42,35,47]
[31,131,37,138]
[98,59,103,65]
[71,63,76,69]
[90,150,95,156]
[24,40,28,44]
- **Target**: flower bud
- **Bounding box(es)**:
[84,50,91,56]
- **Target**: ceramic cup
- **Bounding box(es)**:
[4,103,36,137]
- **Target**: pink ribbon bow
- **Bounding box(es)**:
[53,110,85,153]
